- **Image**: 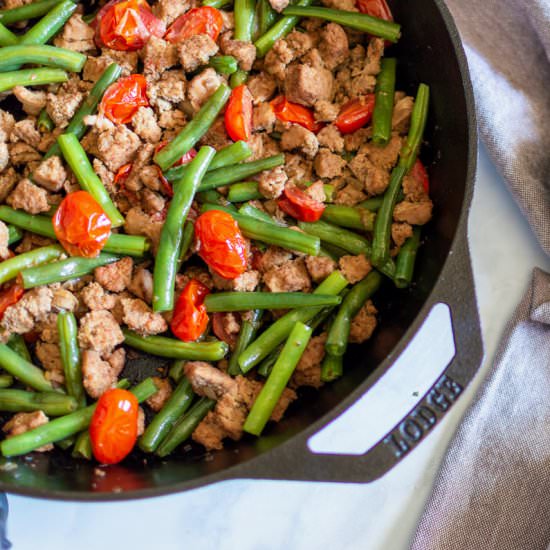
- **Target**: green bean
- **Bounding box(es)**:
[228,309,262,376]
[201,203,320,255]
[169,360,186,383]
[7,335,31,362]
[123,329,228,361]
[325,271,382,356]
[244,322,311,435]
[282,6,401,42]
[227,181,262,202]
[72,430,91,459]
[321,205,375,232]
[0,0,64,25]
[58,311,85,408]
[0,22,18,47]
[257,345,279,377]
[101,233,150,257]
[371,84,429,267]
[175,221,195,272]
[21,253,120,288]
[320,352,343,382]
[298,220,370,256]
[0,375,13,388]
[0,244,63,285]
[155,396,215,457]
[0,67,67,93]
[394,227,421,289]
[0,389,77,416]
[154,146,215,312]
[229,69,248,88]
[56,436,75,450]
[235,0,255,41]
[323,184,334,202]
[358,196,384,212]
[37,108,54,132]
[255,0,277,38]
[57,133,125,227]
[203,0,232,7]
[238,271,348,371]
[0,44,85,72]
[372,58,396,145]
[237,202,283,225]
[7,224,22,245]
[205,292,341,312]
[0,343,55,392]
[196,189,236,211]
[0,378,156,457]
[155,83,231,171]
[162,140,252,183]
[254,0,312,57]
[210,55,238,75]
[45,63,122,159]
[139,377,195,453]
[19,0,77,45]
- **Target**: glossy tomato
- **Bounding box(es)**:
[194,210,247,279]
[225,85,253,142]
[53,191,112,257]
[277,186,325,222]
[0,283,24,320]
[334,95,376,134]
[164,6,223,43]
[270,96,323,133]
[171,279,210,342]
[410,158,430,193]
[100,74,149,124]
[90,388,139,465]
[97,0,165,51]
[356,0,393,20]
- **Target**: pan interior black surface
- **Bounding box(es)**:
[0,0,473,498]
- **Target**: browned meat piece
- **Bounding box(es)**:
[51,288,78,312]
[393,200,433,226]
[291,333,327,388]
[247,73,277,105]
[106,347,126,375]
[314,100,340,123]
[141,188,166,214]
[268,0,289,12]
[192,412,227,450]
[15,233,55,254]
[252,103,276,132]
[124,207,163,252]
[285,63,334,107]
[35,342,63,378]
[187,68,225,111]
[392,222,413,247]
[197,116,232,150]
[10,120,41,148]
[264,39,295,81]
[319,23,349,70]
[80,282,117,311]
[96,124,141,172]
[147,70,187,112]
[339,254,371,284]
[0,109,15,143]
[0,144,8,172]
[94,257,133,292]
[3,411,53,452]
[263,258,311,292]
[140,165,163,191]
[258,166,287,199]
[392,96,414,134]
[317,124,344,153]
[141,36,178,79]
[281,124,319,159]
[7,179,49,214]
[178,34,219,72]
[360,134,402,171]
[81,349,119,399]
[247,132,281,161]
[33,156,67,192]
[153,0,193,25]
[314,148,346,178]
[402,171,429,202]
[8,142,41,165]
[258,246,293,272]
[364,38,384,76]
[53,14,95,52]
[12,86,47,116]
[83,50,139,81]
[35,312,59,343]
[185,361,237,400]
[320,0,356,10]
[349,300,377,343]
[0,168,17,202]
[120,297,167,335]
[349,153,389,194]
[46,89,83,128]
[78,310,124,354]
[305,256,336,283]
[137,407,145,436]
[127,267,154,304]
[131,107,161,143]
[0,222,9,260]
[304,180,326,202]
[159,109,186,131]
[210,270,260,292]
[146,377,173,412]
[219,33,256,71]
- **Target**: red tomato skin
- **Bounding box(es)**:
[410,158,430,193]
[0,283,24,320]
[194,210,248,279]
[277,186,325,222]
[90,389,139,465]
[335,95,376,134]
[164,7,223,43]
[53,191,112,258]
[356,0,393,20]
[225,85,253,142]
[270,96,323,133]
[100,74,149,124]
[171,279,210,342]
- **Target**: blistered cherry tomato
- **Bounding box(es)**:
[224,85,253,142]
[53,191,112,257]
[100,74,149,124]
[97,0,165,51]
[0,283,24,320]
[270,96,323,133]
[356,0,393,19]
[164,6,223,43]
[194,210,247,279]
[90,388,139,465]
[171,279,210,342]
[410,158,430,193]
[334,95,376,134]
[277,186,326,222]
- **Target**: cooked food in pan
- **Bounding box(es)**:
[0,0,430,464]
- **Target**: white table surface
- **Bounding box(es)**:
[7,143,550,550]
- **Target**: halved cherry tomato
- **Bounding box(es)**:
[195,210,248,279]
[164,6,223,43]
[171,279,210,342]
[53,191,112,257]
[90,388,139,465]
[270,96,323,133]
[334,95,376,134]
[225,85,253,142]
[100,74,149,124]
[97,0,165,51]
[277,186,325,222]
[356,0,393,20]
[0,283,24,320]
[410,158,430,194]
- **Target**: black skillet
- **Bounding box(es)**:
[0,0,480,498]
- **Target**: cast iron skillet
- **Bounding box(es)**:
[0,0,480,499]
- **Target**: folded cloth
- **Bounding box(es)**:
[411,269,550,549]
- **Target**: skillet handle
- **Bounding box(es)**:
[241,233,484,483]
